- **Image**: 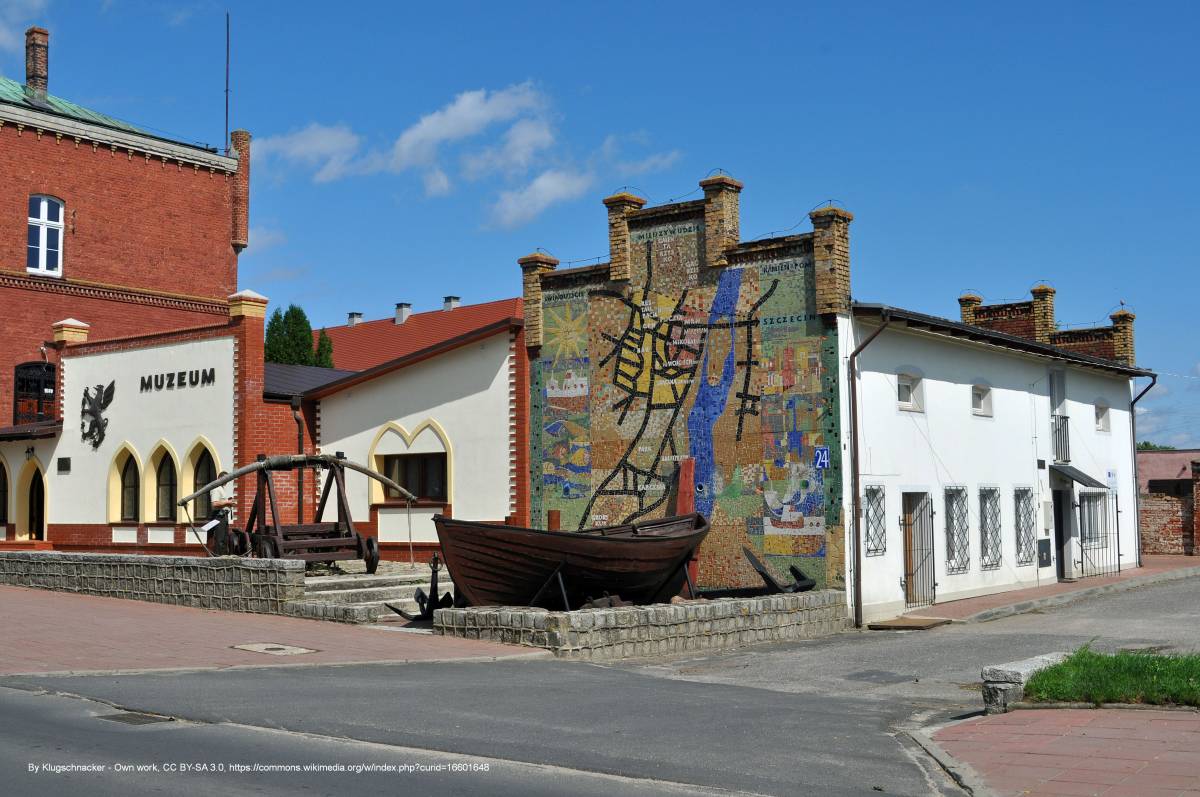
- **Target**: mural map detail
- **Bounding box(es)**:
[536,214,836,589]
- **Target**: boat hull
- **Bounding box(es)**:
[433,514,709,609]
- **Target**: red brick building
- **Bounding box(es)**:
[0,27,250,433]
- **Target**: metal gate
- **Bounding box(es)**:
[1077,489,1120,578]
[902,492,936,608]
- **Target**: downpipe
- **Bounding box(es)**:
[291,395,305,524]
[848,310,892,629]
[1129,373,1157,568]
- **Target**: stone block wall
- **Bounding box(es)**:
[0,551,305,613]
[434,589,848,660]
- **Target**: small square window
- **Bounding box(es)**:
[1095,403,1110,432]
[898,374,922,412]
[972,384,992,417]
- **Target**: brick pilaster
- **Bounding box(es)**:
[700,175,743,267]
[1109,309,1135,365]
[810,206,854,317]
[228,289,268,523]
[1031,284,1056,344]
[958,293,982,325]
[518,252,558,348]
[603,192,647,281]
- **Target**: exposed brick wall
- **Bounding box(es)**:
[1140,492,1195,555]
[1050,326,1119,361]
[240,399,320,526]
[0,123,238,298]
[969,301,1036,338]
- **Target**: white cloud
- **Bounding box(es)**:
[389,82,544,172]
[248,226,287,251]
[0,0,47,54]
[255,123,363,183]
[462,118,555,179]
[598,132,683,177]
[422,167,451,197]
[489,169,592,229]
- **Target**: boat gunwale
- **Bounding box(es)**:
[432,513,708,544]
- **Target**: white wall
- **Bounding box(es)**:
[317,332,513,541]
[48,337,236,533]
[842,320,1138,622]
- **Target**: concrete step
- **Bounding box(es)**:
[301,582,454,605]
[304,572,449,593]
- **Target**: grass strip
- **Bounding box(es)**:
[1024,645,1200,707]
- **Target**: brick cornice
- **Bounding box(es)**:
[0,270,229,315]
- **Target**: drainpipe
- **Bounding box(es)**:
[848,309,892,629]
[290,395,305,524]
[1128,373,1157,568]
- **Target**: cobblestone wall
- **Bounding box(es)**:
[0,551,305,613]
[434,589,848,659]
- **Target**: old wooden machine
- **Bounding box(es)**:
[178,452,415,574]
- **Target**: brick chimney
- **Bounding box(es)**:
[603,192,647,282]
[25,27,48,100]
[443,296,460,311]
[518,252,559,348]
[1031,284,1056,344]
[346,312,362,327]
[230,129,251,253]
[958,293,983,325]
[395,302,411,324]
[1110,309,1135,365]
[810,206,854,318]
[700,175,743,267]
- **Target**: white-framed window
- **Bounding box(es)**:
[971,384,993,417]
[27,195,64,277]
[1094,401,1110,433]
[897,373,923,412]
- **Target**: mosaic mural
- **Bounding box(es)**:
[534,213,838,589]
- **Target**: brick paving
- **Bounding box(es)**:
[933,709,1200,796]
[0,585,544,675]
[907,555,1200,622]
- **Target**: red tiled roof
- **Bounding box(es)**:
[313,298,523,372]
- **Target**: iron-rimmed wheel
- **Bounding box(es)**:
[254,536,278,560]
[364,536,380,575]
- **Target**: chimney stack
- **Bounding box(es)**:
[443,296,460,311]
[347,312,362,327]
[700,175,743,267]
[1109,309,1136,365]
[395,302,411,324]
[603,192,647,281]
[1030,284,1056,344]
[230,130,251,253]
[25,27,48,99]
[958,293,983,325]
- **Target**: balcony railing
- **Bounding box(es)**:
[1052,414,1070,463]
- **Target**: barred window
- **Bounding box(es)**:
[1080,492,1108,548]
[979,488,1001,570]
[945,487,969,574]
[864,486,886,556]
[1014,488,1036,565]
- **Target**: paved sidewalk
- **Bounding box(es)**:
[0,585,545,675]
[907,555,1200,622]
[932,709,1200,796]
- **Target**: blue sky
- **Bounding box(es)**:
[2,1,1197,444]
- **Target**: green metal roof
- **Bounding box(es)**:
[1,74,151,137]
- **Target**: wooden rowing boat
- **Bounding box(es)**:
[432,513,709,609]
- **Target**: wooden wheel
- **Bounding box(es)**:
[364,536,380,575]
[254,535,278,560]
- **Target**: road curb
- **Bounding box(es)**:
[960,565,1200,623]
[905,727,996,797]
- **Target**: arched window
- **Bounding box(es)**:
[120,456,139,522]
[156,456,177,522]
[27,195,64,277]
[193,449,216,519]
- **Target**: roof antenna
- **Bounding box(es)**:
[224,11,230,155]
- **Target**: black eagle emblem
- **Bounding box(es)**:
[81,381,115,450]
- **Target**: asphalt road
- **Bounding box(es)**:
[2,577,1197,797]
